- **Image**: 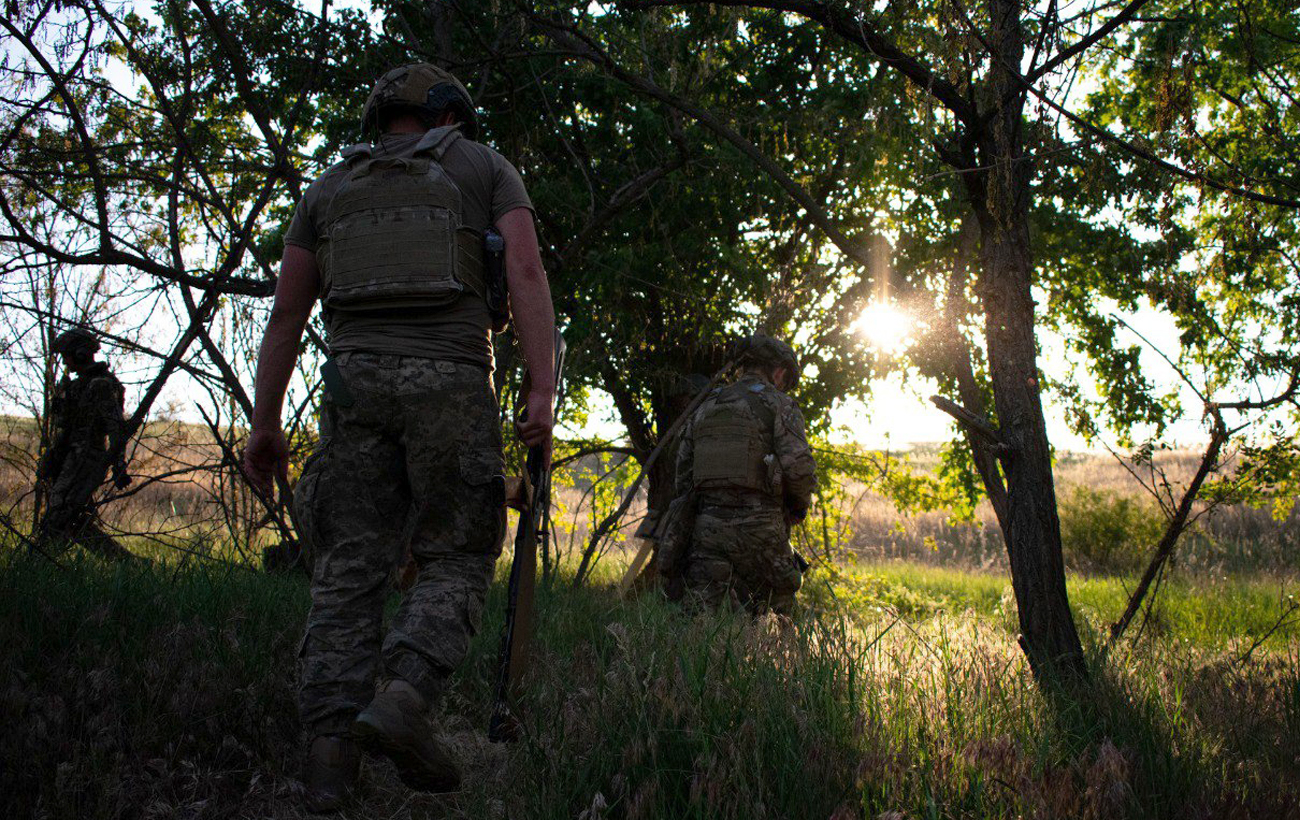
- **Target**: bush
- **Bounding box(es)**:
[1058,486,1166,574]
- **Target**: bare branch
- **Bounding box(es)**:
[1108,411,1228,645]
[1027,0,1153,81]
[930,394,1014,456]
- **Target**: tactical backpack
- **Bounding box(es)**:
[318,125,485,312]
[691,380,777,495]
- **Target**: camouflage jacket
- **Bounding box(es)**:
[39,363,126,482]
[673,374,816,521]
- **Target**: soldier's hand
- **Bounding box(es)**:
[113,467,132,489]
[516,388,555,463]
[243,427,289,496]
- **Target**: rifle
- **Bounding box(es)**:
[488,329,566,742]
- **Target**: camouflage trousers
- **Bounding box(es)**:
[37,448,124,558]
[682,503,802,616]
[294,353,506,735]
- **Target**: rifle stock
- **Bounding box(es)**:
[488,330,565,742]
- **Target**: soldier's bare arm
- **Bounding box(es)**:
[244,244,320,493]
[496,206,556,454]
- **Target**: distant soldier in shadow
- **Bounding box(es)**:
[35,328,133,560]
[660,335,816,616]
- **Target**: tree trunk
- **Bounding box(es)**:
[977,203,1087,681]
[969,0,1088,683]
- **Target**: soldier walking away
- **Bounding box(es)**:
[242,64,556,813]
[35,328,133,561]
[661,335,816,616]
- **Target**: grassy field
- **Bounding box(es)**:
[2,545,1297,820]
[6,411,1300,576]
[813,561,1300,649]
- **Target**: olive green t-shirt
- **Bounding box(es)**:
[284,130,533,367]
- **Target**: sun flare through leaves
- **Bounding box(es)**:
[851,301,916,355]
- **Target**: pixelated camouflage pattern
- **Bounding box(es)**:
[294,353,506,734]
[37,362,127,553]
[669,373,816,615]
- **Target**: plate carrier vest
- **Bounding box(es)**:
[691,380,778,495]
[318,125,486,311]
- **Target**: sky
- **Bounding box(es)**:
[558,292,1215,454]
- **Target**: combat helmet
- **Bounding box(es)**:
[361,63,479,140]
[733,334,800,386]
[51,327,99,356]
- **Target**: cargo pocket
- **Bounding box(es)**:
[293,441,332,570]
[458,447,504,496]
[459,447,507,554]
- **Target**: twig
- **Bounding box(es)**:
[0,509,68,570]
[1108,412,1228,645]
[1235,597,1300,666]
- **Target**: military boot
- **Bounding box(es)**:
[302,734,360,813]
[352,678,461,793]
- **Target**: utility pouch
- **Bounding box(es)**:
[656,493,698,579]
[764,453,784,496]
[320,359,354,408]
[485,227,509,332]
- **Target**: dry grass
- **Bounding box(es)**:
[6,415,1294,574]
[846,447,1300,573]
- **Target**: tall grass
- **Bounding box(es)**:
[2,546,1297,819]
[844,447,1300,574]
[817,560,1300,649]
[0,550,306,819]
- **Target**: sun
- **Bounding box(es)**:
[851,301,915,354]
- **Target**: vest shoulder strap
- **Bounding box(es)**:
[340,143,373,164]
[413,125,462,162]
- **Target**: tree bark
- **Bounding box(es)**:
[967,0,1087,682]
